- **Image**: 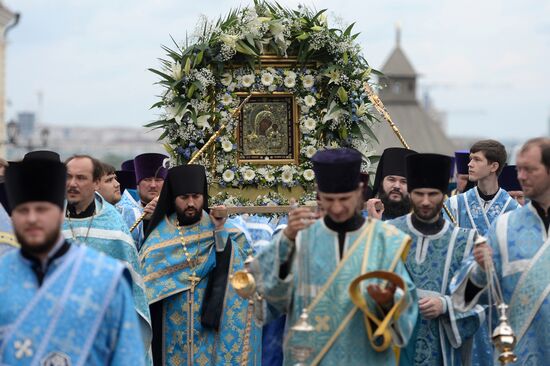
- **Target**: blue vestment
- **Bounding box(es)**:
[251,218,418,365]
[0,244,145,365]
[116,189,145,250]
[0,203,16,257]
[389,214,484,365]
[445,186,518,365]
[140,211,262,365]
[62,193,151,352]
[451,202,550,365]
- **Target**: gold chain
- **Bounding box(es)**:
[175,218,201,277]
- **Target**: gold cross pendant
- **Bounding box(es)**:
[188,275,200,293]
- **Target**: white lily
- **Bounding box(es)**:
[322,101,348,124]
[355,101,368,117]
[195,114,211,130]
[221,94,233,105]
[171,62,183,80]
[221,73,233,86]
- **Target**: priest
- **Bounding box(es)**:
[388,153,484,365]
[366,147,417,220]
[140,164,261,365]
[250,147,418,365]
[0,157,145,365]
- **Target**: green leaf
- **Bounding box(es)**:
[343,22,355,37]
[360,123,379,144]
[296,32,310,41]
[144,119,168,128]
[235,40,258,56]
[343,51,348,65]
[310,25,323,32]
[148,68,174,82]
[183,57,192,75]
[194,50,204,66]
[337,86,348,103]
[187,83,197,99]
[339,126,348,139]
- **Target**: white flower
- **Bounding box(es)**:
[216,164,225,173]
[303,169,315,181]
[303,117,317,131]
[221,93,233,105]
[305,145,317,158]
[166,104,183,123]
[265,171,275,182]
[284,75,296,88]
[219,33,239,48]
[196,114,211,130]
[302,74,315,88]
[355,101,368,117]
[222,169,235,182]
[227,82,236,92]
[241,74,255,87]
[281,169,293,183]
[284,70,297,79]
[221,139,233,152]
[171,62,183,80]
[221,73,233,86]
[261,72,274,86]
[304,95,316,107]
[243,169,256,181]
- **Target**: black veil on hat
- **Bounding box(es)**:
[406,153,452,193]
[372,147,417,197]
[5,159,67,209]
[498,165,521,191]
[145,164,209,239]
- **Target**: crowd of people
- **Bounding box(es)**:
[0,136,548,365]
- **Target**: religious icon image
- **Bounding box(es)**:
[237,94,298,164]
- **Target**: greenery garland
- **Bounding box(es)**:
[148,0,380,204]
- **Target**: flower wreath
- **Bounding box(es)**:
[148,0,380,206]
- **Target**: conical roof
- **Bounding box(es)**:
[381,26,416,77]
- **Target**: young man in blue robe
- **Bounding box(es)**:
[140,164,262,365]
[388,153,484,365]
[62,154,152,355]
[250,148,418,365]
[365,147,417,220]
[451,137,550,365]
[116,153,167,251]
[0,157,145,365]
[445,140,519,365]
[445,140,519,237]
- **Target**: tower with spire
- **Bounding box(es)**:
[372,25,456,155]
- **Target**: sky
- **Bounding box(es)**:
[4,0,550,141]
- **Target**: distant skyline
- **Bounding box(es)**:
[4,0,550,142]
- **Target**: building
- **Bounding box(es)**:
[372,27,457,155]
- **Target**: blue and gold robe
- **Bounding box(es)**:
[0,244,145,365]
[389,214,484,365]
[250,217,418,365]
[451,202,550,365]
[62,193,152,353]
[140,211,262,365]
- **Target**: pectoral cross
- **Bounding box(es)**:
[188,274,200,293]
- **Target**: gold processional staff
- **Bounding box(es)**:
[129,94,253,232]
